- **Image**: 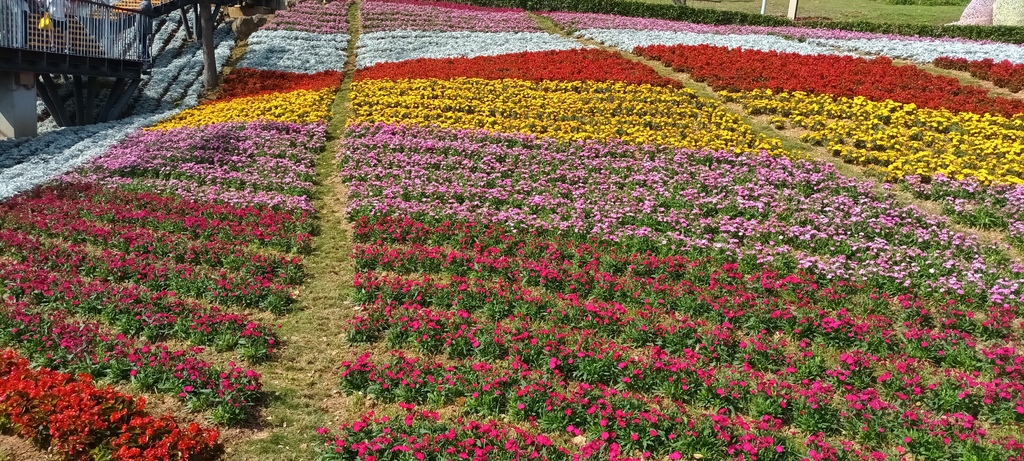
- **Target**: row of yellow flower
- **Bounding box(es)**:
[150,88,336,131]
[349,78,786,156]
[725,89,1024,185]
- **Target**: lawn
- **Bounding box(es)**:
[642,0,968,24]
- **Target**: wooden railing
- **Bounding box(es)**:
[1,0,152,62]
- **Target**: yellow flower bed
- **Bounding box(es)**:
[149,88,336,130]
[725,89,1024,185]
[349,78,786,155]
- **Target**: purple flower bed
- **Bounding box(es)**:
[340,122,1024,305]
[362,0,543,33]
[904,174,1024,249]
[64,121,326,212]
[263,0,352,34]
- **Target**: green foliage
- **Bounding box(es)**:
[878,0,967,5]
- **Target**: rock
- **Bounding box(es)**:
[956,0,994,25]
[994,0,1024,25]
[231,15,269,41]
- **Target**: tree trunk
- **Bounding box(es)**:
[200,1,217,89]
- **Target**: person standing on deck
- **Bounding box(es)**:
[45,0,69,51]
[138,0,150,60]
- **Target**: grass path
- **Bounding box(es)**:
[533,12,1023,260]
[225,2,364,459]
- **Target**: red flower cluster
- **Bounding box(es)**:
[354,49,682,87]
[0,349,220,460]
[933,56,1024,93]
[636,44,1024,117]
[220,68,343,101]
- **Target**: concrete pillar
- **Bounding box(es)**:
[0,71,37,138]
[787,0,799,20]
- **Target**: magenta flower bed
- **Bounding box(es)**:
[361,0,543,33]
[328,119,1024,459]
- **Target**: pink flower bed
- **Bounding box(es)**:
[362,0,542,33]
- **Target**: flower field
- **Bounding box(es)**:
[4,0,1024,459]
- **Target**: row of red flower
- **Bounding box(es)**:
[353,49,682,87]
[634,44,1024,117]
[340,354,1023,458]
[344,294,1024,424]
[220,68,344,102]
[0,297,261,425]
[0,349,220,460]
[933,57,1024,93]
[0,228,295,313]
[0,184,315,252]
[0,261,276,362]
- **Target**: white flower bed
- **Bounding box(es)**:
[356,30,583,69]
[0,109,176,200]
[133,17,234,114]
[807,37,1024,64]
[239,30,349,73]
[578,28,851,56]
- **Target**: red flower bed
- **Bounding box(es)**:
[0,349,220,461]
[933,56,1024,93]
[354,49,683,87]
[220,68,343,100]
[636,44,1024,117]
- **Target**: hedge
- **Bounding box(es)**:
[452,0,1024,44]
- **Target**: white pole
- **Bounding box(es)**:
[787,0,799,20]
[761,0,767,15]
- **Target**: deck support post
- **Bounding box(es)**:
[0,71,37,138]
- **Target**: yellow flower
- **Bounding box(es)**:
[349,78,788,156]
[728,89,1024,184]
[149,88,336,130]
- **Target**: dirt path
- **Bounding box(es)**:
[224,1,364,459]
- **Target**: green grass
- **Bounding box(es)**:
[640,0,967,24]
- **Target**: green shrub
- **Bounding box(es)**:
[452,0,1024,44]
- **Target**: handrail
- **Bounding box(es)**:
[1,0,153,62]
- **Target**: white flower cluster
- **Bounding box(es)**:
[0,109,177,200]
[578,28,851,56]
[808,37,1024,64]
[133,15,234,114]
[239,29,349,73]
[356,30,584,69]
